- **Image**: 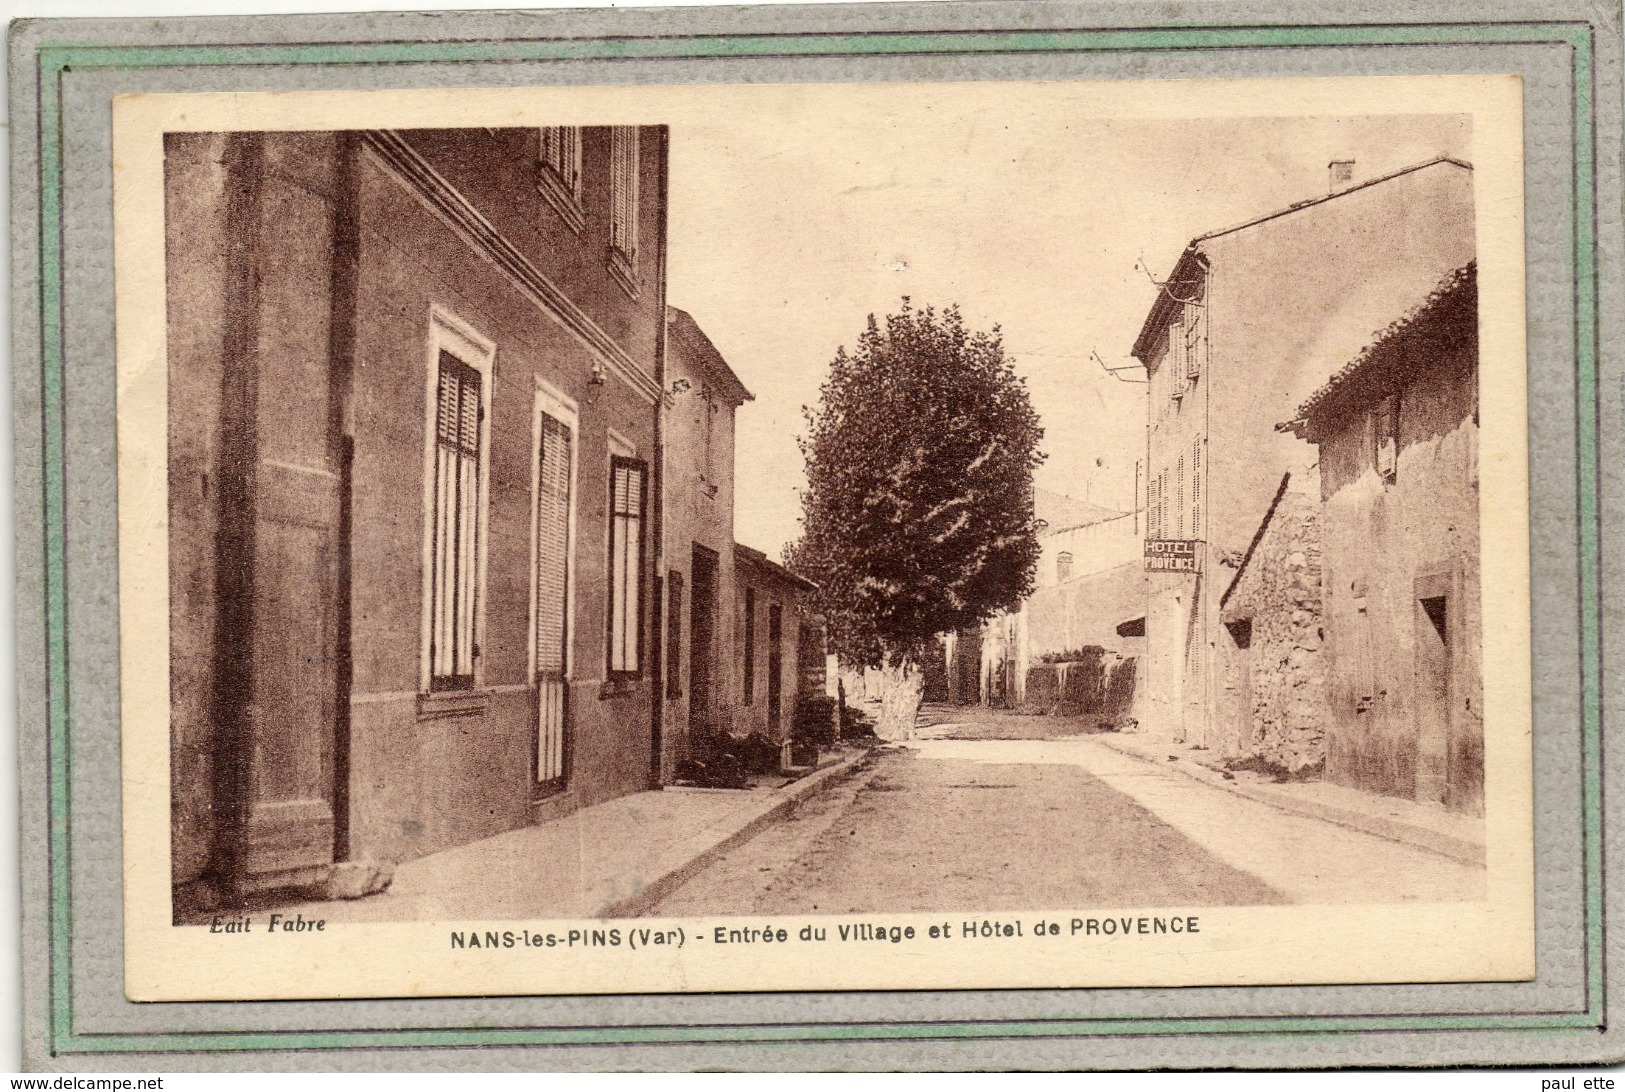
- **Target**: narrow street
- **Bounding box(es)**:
[649,705,1486,916]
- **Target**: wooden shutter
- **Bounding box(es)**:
[608,457,646,674]
[1175,455,1185,538]
[1191,437,1202,539]
[610,127,639,260]
[534,413,573,677]
[431,352,482,690]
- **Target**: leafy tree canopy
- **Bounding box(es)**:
[785,300,1045,668]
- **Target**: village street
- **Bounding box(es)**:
[647,705,1486,916]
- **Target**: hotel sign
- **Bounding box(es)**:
[1144,539,1202,573]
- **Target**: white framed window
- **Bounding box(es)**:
[607,454,648,677]
[608,126,640,295]
[538,126,585,233]
[527,381,580,683]
[420,307,495,694]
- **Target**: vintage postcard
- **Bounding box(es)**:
[113,72,1533,1002]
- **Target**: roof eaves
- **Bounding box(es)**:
[1290,260,1477,433]
[667,306,756,406]
[1131,246,1209,362]
[733,542,818,592]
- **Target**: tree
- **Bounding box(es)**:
[785,300,1045,739]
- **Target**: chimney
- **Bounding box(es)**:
[1329,159,1355,193]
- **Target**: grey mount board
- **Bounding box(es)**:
[12,0,1625,1071]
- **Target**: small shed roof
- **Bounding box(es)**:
[733,542,818,593]
[1277,261,1477,442]
[667,307,755,407]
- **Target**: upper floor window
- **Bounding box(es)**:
[609,127,640,295]
[1183,299,1204,382]
[537,126,584,233]
[1190,436,1204,539]
[1167,320,1185,403]
[1056,551,1074,583]
[699,387,718,486]
[1372,394,1400,484]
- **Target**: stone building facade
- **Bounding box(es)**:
[1281,263,1483,814]
[1130,156,1475,747]
[1216,474,1328,776]
[167,126,670,909]
[659,307,752,779]
[732,545,818,748]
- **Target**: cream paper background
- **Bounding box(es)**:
[113,74,1532,1001]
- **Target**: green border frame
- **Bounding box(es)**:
[29,17,1604,1057]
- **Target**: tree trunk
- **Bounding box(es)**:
[875,658,924,741]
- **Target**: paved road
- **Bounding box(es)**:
[650,711,1485,916]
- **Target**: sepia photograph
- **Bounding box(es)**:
[112,74,1534,1000]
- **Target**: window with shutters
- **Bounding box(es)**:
[1183,299,1204,383]
[537,126,584,233]
[608,126,640,296]
[1149,472,1164,539]
[1056,551,1074,583]
[532,406,575,677]
[1175,456,1185,538]
[607,456,647,676]
[428,350,486,692]
[1169,316,1185,403]
[1191,437,1203,539]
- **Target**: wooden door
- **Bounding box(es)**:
[689,546,718,735]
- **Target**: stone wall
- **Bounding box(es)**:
[1218,486,1328,777]
[1022,654,1138,727]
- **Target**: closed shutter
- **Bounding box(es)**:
[1191,437,1202,539]
[534,413,573,677]
[610,127,639,260]
[1176,456,1185,538]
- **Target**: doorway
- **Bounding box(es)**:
[689,546,719,740]
[1414,574,1479,814]
[767,603,784,733]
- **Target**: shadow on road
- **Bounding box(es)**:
[914,702,1111,741]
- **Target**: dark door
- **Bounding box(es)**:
[689,546,719,736]
[767,603,784,732]
[1414,590,1451,808]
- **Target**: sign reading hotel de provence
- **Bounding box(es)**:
[1144,539,1203,573]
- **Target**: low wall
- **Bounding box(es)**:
[1023,655,1138,727]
